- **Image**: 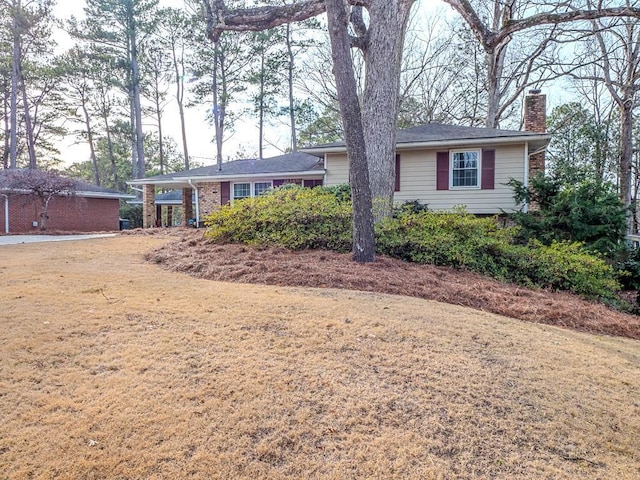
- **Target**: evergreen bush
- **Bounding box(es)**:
[204,185,352,251]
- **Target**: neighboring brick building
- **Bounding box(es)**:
[0,170,134,234]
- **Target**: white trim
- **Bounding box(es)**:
[449,149,481,190]
[231,180,273,203]
[0,193,8,233]
[76,191,135,199]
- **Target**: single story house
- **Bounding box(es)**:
[0,170,134,234]
[128,152,325,228]
[130,91,550,227]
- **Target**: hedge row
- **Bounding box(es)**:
[204,186,620,300]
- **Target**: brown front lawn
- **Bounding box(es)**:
[146,229,640,341]
[1,232,639,479]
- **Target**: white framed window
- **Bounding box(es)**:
[254,182,272,196]
[450,150,480,188]
[233,183,251,199]
[232,181,273,202]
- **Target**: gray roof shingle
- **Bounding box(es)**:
[141,152,323,183]
[0,169,132,198]
[305,123,548,150]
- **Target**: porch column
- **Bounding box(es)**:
[166,205,173,226]
[142,184,156,228]
[182,187,193,226]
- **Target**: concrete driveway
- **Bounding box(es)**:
[0,234,117,246]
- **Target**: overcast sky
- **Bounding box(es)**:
[53,0,285,169]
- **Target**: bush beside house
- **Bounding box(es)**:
[204,185,621,302]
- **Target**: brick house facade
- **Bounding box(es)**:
[0,194,122,233]
[0,171,134,234]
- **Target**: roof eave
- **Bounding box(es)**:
[77,191,136,199]
[302,134,552,153]
[128,169,324,186]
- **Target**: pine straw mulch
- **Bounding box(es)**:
[137,228,640,341]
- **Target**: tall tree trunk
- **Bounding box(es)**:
[131,34,145,178]
[103,116,118,189]
[81,101,100,185]
[325,0,375,262]
[286,23,298,152]
[361,0,414,222]
[485,45,507,128]
[2,78,9,169]
[172,44,189,170]
[129,89,138,180]
[20,74,36,169]
[9,0,20,169]
[258,52,265,160]
[154,75,165,175]
[619,100,633,225]
[212,42,224,171]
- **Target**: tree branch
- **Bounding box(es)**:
[444,0,640,52]
[201,0,370,41]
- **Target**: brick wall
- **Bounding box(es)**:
[0,194,120,233]
[198,182,221,217]
[182,188,193,226]
[142,184,156,228]
[524,90,547,177]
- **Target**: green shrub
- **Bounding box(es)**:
[319,183,352,203]
[119,203,143,229]
[508,175,627,257]
[376,210,620,299]
[204,190,620,300]
[204,185,352,251]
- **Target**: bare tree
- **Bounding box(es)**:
[202,0,640,262]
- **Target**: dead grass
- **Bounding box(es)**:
[1,233,639,479]
[146,229,640,341]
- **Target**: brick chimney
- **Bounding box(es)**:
[524,89,546,178]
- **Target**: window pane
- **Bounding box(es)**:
[233,183,251,199]
[451,151,479,187]
[254,182,272,196]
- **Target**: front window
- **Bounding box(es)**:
[233,183,251,199]
[451,150,479,188]
[254,182,272,196]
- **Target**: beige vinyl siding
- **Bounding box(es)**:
[325,153,350,186]
[325,144,526,215]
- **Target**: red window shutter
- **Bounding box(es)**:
[481,149,495,190]
[436,151,449,190]
[221,181,230,205]
[395,154,401,192]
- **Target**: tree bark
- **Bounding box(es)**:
[171,41,190,170]
[81,101,100,185]
[361,0,414,222]
[21,74,36,169]
[9,0,20,169]
[325,0,375,262]
[3,77,10,169]
[131,27,146,178]
[258,51,265,160]
[286,23,298,152]
[212,41,224,171]
[619,100,633,218]
[153,72,165,175]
